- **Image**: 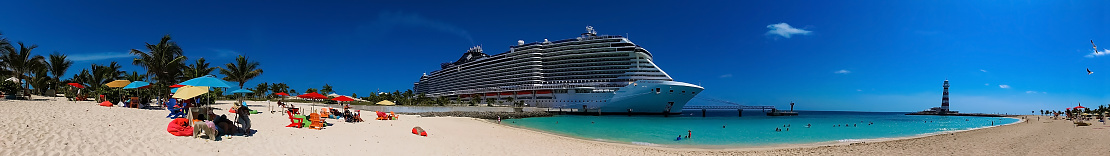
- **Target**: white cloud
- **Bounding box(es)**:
[980,69,988,72]
[1025,91,1044,94]
[765,23,812,38]
[984,83,990,86]
[856,89,863,92]
[68,52,133,61]
[834,69,851,74]
[1083,49,1110,58]
[719,74,733,78]
[999,85,1010,89]
[214,49,241,58]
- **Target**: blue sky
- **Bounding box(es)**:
[1,0,1107,114]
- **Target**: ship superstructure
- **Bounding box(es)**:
[414,26,703,114]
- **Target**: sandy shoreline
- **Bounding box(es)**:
[2,99,1108,155]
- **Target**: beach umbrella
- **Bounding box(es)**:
[297,92,328,99]
[178,75,233,88]
[332,96,354,102]
[172,86,210,99]
[376,100,395,106]
[170,88,179,93]
[169,84,186,88]
[178,75,233,107]
[103,80,131,106]
[298,92,328,110]
[104,80,131,88]
[122,81,152,108]
[275,92,289,96]
[67,83,85,88]
[229,89,252,106]
[122,81,151,89]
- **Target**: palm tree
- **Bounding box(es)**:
[254,82,269,99]
[2,42,46,99]
[320,84,333,95]
[122,71,146,81]
[131,35,187,99]
[269,83,287,95]
[305,88,317,94]
[219,55,262,89]
[182,57,215,79]
[290,89,298,95]
[47,52,72,90]
[484,98,494,107]
[28,63,50,95]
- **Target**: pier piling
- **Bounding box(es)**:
[738,109,743,117]
[702,109,707,117]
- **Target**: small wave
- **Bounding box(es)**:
[631,142,659,146]
[837,139,865,143]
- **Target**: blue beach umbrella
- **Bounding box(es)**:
[229,89,253,94]
[178,75,233,88]
[171,88,179,93]
[122,81,151,89]
[229,89,253,105]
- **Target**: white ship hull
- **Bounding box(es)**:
[510,81,703,114]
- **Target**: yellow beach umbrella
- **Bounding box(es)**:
[376,100,395,106]
[104,80,131,88]
[172,86,209,99]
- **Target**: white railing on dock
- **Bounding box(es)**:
[682,105,775,110]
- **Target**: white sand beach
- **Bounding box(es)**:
[2,99,1109,156]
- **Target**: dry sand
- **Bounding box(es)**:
[2,99,1108,156]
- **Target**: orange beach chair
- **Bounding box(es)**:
[308,113,324,130]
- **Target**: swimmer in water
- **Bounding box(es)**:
[806,124,811,128]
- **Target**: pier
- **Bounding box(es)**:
[682,105,777,117]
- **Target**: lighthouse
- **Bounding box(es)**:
[941,79,949,113]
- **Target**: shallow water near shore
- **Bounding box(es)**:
[504,110,1019,148]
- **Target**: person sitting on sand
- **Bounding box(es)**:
[236,104,252,136]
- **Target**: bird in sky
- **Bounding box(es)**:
[1088,68,1093,75]
[1094,40,1099,54]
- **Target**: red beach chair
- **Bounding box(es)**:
[286,110,303,128]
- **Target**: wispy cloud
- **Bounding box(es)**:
[765,23,812,38]
[984,83,990,86]
[213,49,241,58]
[357,11,474,44]
[856,89,863,92]
[68,52,133,61]
[980,69,988,72]
[719,74,733,78]
[1084,49,1110,58]
[834,69,851,74]
[1025,91,1045,94]
[999,85,1011,89]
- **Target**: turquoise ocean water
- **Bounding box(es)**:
[504,110,1019,148]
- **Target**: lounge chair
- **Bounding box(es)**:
[308,113,324,130]
[166,99,185,118]
[321,108,331,119]
[286,110,304,128]
[129,97,140,108]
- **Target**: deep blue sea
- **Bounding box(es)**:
[504,110,1019,148]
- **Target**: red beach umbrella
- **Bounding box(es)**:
[331,96,354,102]
[274,92,289,96]
[297,92,328,99]
[67,83,85,88]
[169,84,186,88]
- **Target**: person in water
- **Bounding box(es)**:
[686,130,691,138]
[676,135,683,141]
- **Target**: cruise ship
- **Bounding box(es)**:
[413,26,703,114]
